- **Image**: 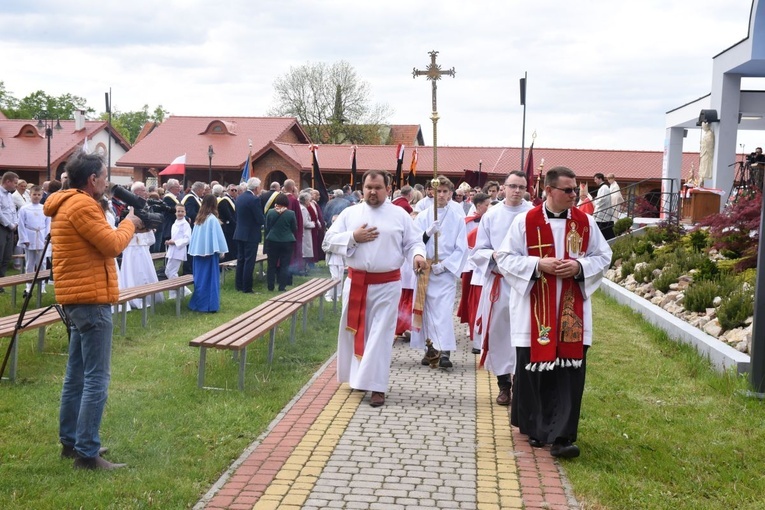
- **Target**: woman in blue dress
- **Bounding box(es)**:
[188,194,228,312]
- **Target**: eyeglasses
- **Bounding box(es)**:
[550,186,578,195]
[504,184,524,190]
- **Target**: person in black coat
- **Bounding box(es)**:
[233,178,266,293]
[215,184,237,262]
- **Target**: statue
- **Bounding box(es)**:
[699,122,715,181]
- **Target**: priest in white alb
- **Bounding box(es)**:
[324,170,427,408]
[495,166,612,459]
[470,170,533,406]
[410,176,468,369]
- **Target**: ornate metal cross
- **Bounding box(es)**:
[413,50,455,261]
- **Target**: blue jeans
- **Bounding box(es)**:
[59,304,113,459]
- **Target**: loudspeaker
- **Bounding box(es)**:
[697,109,719,126]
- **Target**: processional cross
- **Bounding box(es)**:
[413,50,455,261]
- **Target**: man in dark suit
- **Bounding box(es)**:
[233,177,266,293]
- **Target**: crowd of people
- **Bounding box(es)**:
[2,150,619,469]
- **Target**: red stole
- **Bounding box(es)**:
[525,205,590,370]
[346,267,401,359]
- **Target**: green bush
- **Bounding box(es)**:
[687,230,709,253]
[613,217,634,237]
[620,257,636,280]
[718,289,755,330]
[693,257,720,282]
[683,280,719,312]
[654,265,681,293]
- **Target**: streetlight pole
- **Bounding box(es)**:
[37,111,62,181]
[207,145,214,183]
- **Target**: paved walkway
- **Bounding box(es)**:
[195,320,580,510]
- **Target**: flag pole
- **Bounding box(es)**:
[520,72,527,172]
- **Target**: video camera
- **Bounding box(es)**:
[111,185,173,230]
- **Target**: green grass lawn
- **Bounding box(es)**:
[0,266,340,509]
[3,270,765,509]
[568,292,765,510]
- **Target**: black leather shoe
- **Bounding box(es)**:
[369,391,385,407]
[550,441,580,458]
[73,455,126,470]
[439,356,453,368]
[471,347,481,354]
[61,444,108,459]
[528,437,545,448]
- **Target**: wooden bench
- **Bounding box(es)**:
[114,275,194,335]
[219,253,267,285]
[271,277,340,331]
[188,277,339,390]
[189,299,303,390]
[0,270,52,307]
[0,305,65,382]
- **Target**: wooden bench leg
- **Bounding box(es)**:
[35,285,42,308]
[302,304,308,332]
[268,328,276,363]
[334,284,339,313]
[151,294,156,316]
[319,296,325,321]
[290,314,297,344]
[176,291,182,316]
[121,304,127,336]
[11,286,16,308]
[238,347,247,391]
[197,347,207,388]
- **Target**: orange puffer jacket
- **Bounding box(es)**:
[44,189,135,305]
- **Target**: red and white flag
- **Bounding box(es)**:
[159,154,186,176]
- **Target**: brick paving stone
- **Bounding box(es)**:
[195,312,581,510]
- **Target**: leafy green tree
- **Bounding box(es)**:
[98,104,169,144]
[268,60,392,144]
[2,89,93,120]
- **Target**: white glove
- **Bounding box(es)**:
[431,263,446,275]
[425,220,442,237]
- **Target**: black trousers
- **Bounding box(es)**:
[235,240,260,292]
[266,241,294,291]
[0,227,13,278]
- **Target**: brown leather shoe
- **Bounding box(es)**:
[73,455,126,470]
[61,444,108,459]
[370,391,385,407]
[496,386,511,406]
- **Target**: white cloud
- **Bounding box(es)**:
[0,0,759,150]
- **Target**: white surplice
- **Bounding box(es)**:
[119,231,164,309]
[469,200,533,373]
[494,208,612,349]
[324,200,426,393]
[409,202,468,353]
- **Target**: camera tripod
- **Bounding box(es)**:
[0,234,70,381]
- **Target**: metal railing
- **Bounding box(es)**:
[589,178,680,229]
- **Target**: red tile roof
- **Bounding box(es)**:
[117,116,310,169]
[0,119,128,170]
[388,125,424,146]
[271,144,698,183]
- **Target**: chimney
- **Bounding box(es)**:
[74,109,86,131]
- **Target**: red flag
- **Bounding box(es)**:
[394,144,405,190]
[407,148,418,186]
[524,142,535,196]
[350,145,357,189]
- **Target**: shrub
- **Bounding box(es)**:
[620,258,636,280]
[698,191,760,270]
[614,217,634,237]
[654,265,681,293]
[684,280,719,312]
[693,257,720,282]
[717,288,755,330]
[686,230,709,253]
